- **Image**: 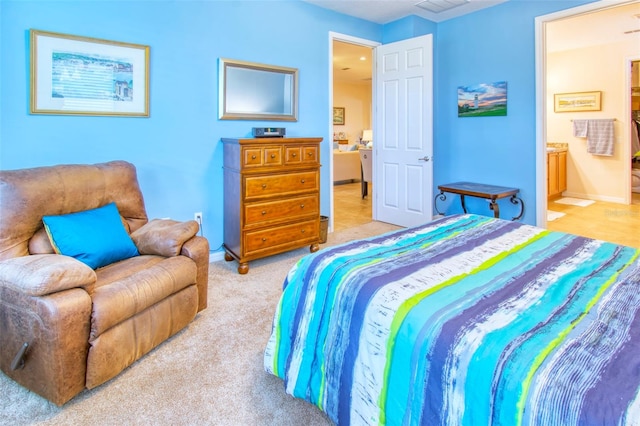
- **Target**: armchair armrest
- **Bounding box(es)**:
[130,219,199,257]
[0,254,96,296]
[181,236,210,312]
[0,286,92,405]
[131,219,209,312]
[0,255,93,405]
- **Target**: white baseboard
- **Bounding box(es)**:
[210,250,226,263]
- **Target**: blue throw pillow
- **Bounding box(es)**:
[43,202,139,269]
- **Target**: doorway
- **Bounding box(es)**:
[329,33,435,231]
[631,60,640,197]
[329,33,378,232]
[536,0,640,247]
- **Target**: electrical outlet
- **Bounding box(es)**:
[194,212,203,223]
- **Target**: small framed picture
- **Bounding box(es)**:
[333,107,345,125]
[554,91,601,113]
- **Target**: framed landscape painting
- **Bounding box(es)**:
[553,91,601,112]
[30,29,150,116]
[458,81,507,117]
[333,107,345,125]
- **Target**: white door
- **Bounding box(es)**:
[374,34,433,227]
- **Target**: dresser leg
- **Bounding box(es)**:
[310,243,319,253]
[224,252,233,261]
[237,263,249,274]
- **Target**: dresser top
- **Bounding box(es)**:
[222,137,323,145]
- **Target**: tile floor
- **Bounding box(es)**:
[333,182,372,232]
[547,193,640,248]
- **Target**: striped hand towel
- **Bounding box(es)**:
[572,119,588,137]
[586,119,615,156]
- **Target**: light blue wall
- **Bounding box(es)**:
[382,15,438,44]
[432,0,594,220]
[0,0,381,253]
[0,0,597,253]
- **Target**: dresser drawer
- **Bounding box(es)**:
[285,145,318,165]
[242,146,282,168]
[244,195,319,228]
[244,219,319,255]
[302,146,318,163]
[244,171,318,200]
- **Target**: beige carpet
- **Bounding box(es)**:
[1,221,400,426]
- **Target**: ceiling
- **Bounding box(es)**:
[546,2,640,53]
[332,1,640,83]
[333,41,373,84]
[306,0,508,24]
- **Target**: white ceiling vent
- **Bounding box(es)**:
[415,0,469,14]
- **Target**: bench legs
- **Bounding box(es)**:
[434,191,525,221]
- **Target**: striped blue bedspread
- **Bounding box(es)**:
[264,214,640,425]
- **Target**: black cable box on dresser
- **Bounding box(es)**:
[252,127,286,138]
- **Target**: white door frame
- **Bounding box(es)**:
[534,0,637,227]
[626,54,640,194]
[328,32,380,233]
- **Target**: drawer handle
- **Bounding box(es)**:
[301,179,305,184]
[308,152,313,157]
[271,154,276,159]
[261,210,267,215]
[300,204,305,209]
[292,152,297,157]
[251,155,257,160]
[262,184,267,189]
[262,237,267,242]
[301,229,305,234]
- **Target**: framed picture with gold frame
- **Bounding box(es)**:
[30,29,150,116]
[553,91,601,113]
[333,107,345,125]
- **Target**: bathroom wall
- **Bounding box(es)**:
[547,38,639,203]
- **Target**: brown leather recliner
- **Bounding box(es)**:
[0,161,209,405]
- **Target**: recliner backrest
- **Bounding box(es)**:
[0,161,148,260]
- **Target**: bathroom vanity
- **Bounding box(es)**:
[547,143,568,199]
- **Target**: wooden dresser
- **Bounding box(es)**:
[222,137,322,274]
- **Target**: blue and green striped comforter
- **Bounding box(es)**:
[264,214,640,425]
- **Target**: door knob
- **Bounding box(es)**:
[418,156,431,162]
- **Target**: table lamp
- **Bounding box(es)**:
[362,129,373,146]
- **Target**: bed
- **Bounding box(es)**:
[264,214,640,425]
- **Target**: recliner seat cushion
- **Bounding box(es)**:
[84,255,199,389]
[86,285,198,389]
[89,255,197,339]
